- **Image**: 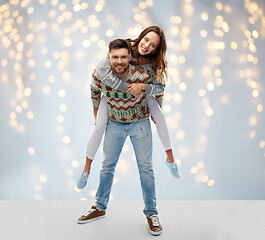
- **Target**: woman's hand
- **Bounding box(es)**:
[125,83,146,97]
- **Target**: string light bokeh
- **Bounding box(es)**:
[0,0,265,200]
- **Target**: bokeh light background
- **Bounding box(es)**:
[0,0,265,200]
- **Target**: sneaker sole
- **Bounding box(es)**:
[148,227,162,236]
[77,215,105,224]
[76,181,88,190]
[171,174,181,178]
[75,185,86,190]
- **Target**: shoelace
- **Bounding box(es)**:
[172,162,178,170]
[82,208,96,217]
[150,215,160,227]
[80,173,88,183]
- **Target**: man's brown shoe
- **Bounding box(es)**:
[77,205,106,224]
[147,214,162,236]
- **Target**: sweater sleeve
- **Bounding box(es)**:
[138,63,165,96]
[90,74,102,108]
[97,56,165,96]
[154,94,163,108]
[145,74,165,96]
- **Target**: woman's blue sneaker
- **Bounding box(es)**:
[165,160,181,178]
[76,172,89,190]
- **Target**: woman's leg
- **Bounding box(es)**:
[84,96,108,173]
[146,96,174,163]
[147,96,181,178]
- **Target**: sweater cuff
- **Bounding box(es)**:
[91,97,101,108]
[145,84,152,95]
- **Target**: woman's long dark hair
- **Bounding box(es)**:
[127,26,168,84]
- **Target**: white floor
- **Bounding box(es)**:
[0,200,265,240]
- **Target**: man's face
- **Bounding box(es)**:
[108,48,131,77]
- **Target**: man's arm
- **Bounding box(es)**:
[90,74,102,124]
[155,94,163,108]
[93,107,98,125]
[90,82,101,108]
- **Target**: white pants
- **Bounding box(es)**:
[86,96,172,160]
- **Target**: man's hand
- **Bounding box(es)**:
[134,91,143,99]
[93,107,98,125]
[125,83,146,97]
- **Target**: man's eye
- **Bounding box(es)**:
[122,56,127,59]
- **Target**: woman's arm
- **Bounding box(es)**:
[96,56,129,92]
[96,56,165,96]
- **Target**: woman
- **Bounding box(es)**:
[77,26,181,190]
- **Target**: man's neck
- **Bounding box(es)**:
[113,68,130,79]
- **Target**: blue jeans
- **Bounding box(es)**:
[95,119,158,217]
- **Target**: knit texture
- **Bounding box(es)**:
[96,56,165,96]
[91,64,163,123]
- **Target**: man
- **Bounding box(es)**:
[77,39,162,236]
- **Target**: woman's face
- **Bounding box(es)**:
[138,31,161,55]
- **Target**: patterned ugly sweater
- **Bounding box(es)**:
[91,64,163,123]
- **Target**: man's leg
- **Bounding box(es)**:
[95,120,127,211]
[129,119,158,217]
